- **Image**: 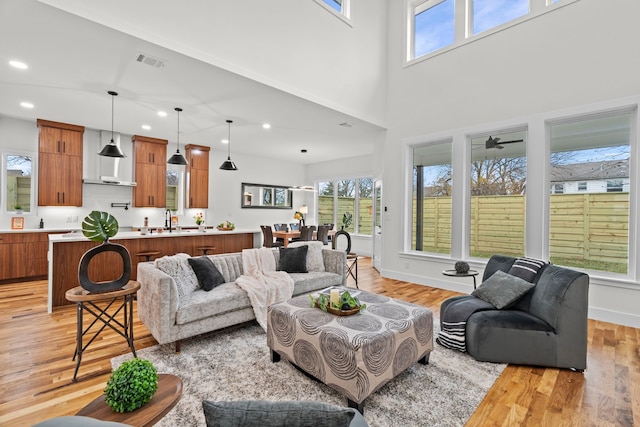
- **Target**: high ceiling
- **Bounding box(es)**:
[0,1,385,165]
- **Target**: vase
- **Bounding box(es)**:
[199,225,206,232]
[78,241,131,292]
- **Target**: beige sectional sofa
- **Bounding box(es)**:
[137,245,346,351]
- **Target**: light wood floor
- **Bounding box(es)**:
[0,258,638,426]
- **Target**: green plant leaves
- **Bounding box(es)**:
[104,358,158,413]
[82,210,119,242]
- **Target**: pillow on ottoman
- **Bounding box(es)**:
[202,400,357,427]
[472,270,535,309]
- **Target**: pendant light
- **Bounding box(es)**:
[219,119,238,171]
[167,107,188,165]
[98,91,126,158]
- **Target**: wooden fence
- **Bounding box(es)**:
[317,196,373,235]
[413,193,629,270]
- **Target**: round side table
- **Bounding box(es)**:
[442,269,479,290]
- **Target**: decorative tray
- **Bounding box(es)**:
[316,302,361,316]
[216,227,234,231]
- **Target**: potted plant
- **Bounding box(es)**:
[14,204,23,214]
[341,212,353,230]
[104,358,159,413]
[78,211,131,292]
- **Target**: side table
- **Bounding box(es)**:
[442,269,479,290]
[65,281,140,382]
[77,373,183,427]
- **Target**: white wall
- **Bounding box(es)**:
[39,0,389,127]
[381,0,640,327]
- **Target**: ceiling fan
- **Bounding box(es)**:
[485,136,524,149]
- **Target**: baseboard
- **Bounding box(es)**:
[589,307,640,328]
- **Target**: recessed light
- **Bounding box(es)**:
[221,139,229,144]
[141,124,151,130]
[157,111,167,117]
[20,102,34,109]
[9,60,28,70]
[262,123,271,129]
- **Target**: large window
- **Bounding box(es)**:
[413,0,455,58]
[318,177,373,235]
[3,153,34,214]
[412,141,452,254]
[410,0,574,61]
[469,130,527,258]
[471,0,528,35]
[315,0,350,21]
[549,111,632,274]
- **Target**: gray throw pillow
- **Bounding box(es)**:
[472,270,535,309]
[187,256,226,291]
[202,400,355,427]
[278,246,308,273]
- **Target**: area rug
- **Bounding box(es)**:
[112,322,505,427]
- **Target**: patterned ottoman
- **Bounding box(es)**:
[266,288,433,412]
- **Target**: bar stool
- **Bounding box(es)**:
[197,246,216,255]
[136,251,160,262]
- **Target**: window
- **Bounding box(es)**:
[578,182,587,191]
[315,0,350,20]
[413,0,455,58]
[552,183,564,194]
[469,130,527,258]
[317,177,373,235]
[549,111,632,274]
[3,152,34,214]
[411,141,452,254]
[471,0,528,35]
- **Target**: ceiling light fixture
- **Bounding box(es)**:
[9,60,28,69]
[219,120,238,171]
[167,107,188,165]
[98,91,126,158]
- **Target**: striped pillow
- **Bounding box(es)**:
[507,257,547,283]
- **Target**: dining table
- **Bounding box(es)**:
[272,229,335,247]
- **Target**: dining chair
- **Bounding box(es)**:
[273,223,288,244]
[316,225,331,246]
[299,225,316,241]
[289,223,300,231]
[261,225,284,248]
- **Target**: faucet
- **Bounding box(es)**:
[165,209,173,233]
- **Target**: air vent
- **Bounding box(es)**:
[135,53,167,68]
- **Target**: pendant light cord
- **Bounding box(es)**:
[227,119,233,160]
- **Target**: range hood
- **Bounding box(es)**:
[83,130,137,187]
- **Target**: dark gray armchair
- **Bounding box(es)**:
[440,255,589,371]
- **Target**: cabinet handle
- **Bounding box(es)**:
[63,140,66,153]
[57,140,61,152]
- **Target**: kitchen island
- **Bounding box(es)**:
[47,228,259,312]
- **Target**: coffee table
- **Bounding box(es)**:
[76,373,182,426]
[267,288,433,413]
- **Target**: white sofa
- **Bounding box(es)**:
[137,247,347,351]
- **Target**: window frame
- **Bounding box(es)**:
[406,0,581,65]
[2,150,37,216]
[314,0,352,26]
[316,176,374,236]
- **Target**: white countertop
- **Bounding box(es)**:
[49,228,259,242]
[0,227,81,234]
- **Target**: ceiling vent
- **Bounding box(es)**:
[135,53,167,68]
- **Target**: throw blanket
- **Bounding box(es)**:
[235,248,294,331]
[436,297,494,352]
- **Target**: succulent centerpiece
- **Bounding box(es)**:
[104,358,158,413]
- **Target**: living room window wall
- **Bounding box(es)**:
[548,110,632,274]
[469,129,527,258]
[411,140,452,254]
[317,177,373,235]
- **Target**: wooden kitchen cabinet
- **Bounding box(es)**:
[37,119,84,206]
[0,232,51,282]
[185,144,210,208]
[132,135,167,207]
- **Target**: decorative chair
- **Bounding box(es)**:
[261,225,284,248]
[299,225,316,241]
[439,254,589,370]
[289,222,300,231]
